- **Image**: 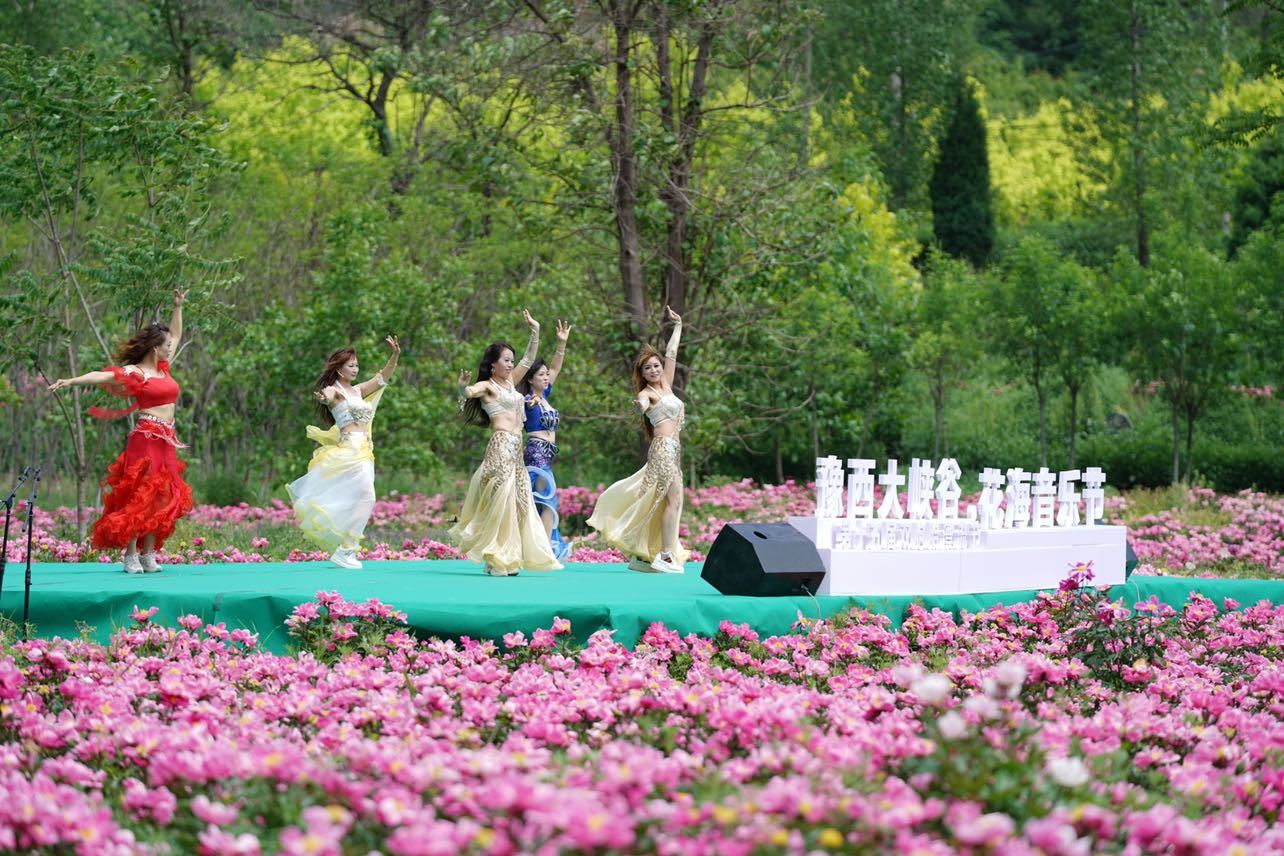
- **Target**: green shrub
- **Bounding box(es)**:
[1078,433,1173,489]
[1194,439,1284,493]
[194,470,256,506]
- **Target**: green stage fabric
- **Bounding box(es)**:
[2,561,1282,653]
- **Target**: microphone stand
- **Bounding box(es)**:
[21,467,41,640]
[0,466,32,603]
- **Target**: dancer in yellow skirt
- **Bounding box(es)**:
[288,336,400,569]
[451,310,563,576]
[588,306,689,574]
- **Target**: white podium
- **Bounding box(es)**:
[788,516,1127,596]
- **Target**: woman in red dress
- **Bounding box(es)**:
[48,290,194,573]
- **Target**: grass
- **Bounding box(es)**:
[1113,484,1234,529]
[1139,558,1273,580]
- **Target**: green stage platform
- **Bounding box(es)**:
[3,561,1283,653]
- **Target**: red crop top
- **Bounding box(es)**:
[89,361,181,419]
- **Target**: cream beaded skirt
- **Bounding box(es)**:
[450,431,563,572]
[587,436,690,564]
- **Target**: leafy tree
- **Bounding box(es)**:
[1078,0,1223,266]
[1210,0,1284,143]
[1112,240,1245,483]
[908,252,980,460]
[930,79,996,267]
[811,0,981,212]
[1048,258,1102,468]
[977,0,1084,75]
[507,0,818,383]
[252,0,503,194]
[990,235,1080,467]
[125,0,277,101]
[1229,209,1284,389]
[0,46,239,532]
[1228,127,1284,255]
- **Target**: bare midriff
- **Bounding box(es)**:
[489,419,523,436]
[652,422,681,440]
[139,405,177,422]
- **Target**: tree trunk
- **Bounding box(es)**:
[1170,401,1181,484]
[1067,384,1080,469]
[932,380,944,462]
[811,380,821,461]
[1184,407,1195,483]
[1129,1,1150,267]
[1036,381,1048,468]
[610,1,648,341]
[775,432,784,484]
[64,337,89,542]
[892,63,908,209]
[657,14,714,393]
[857,376,881,459]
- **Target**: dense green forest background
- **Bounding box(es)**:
[1,0,1281,512]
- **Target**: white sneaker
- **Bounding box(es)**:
[123,554,145,574]
[628,556,657,573]
[331,547,362,570]
[139,552,161,573]
[650,553,684,574]
[484,565,518,577]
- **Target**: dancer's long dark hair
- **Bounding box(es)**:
[116,323,170,366]
[632,345,664,441]
[516,357,549,397]
[314,347,357,427]
[461,342,514,428]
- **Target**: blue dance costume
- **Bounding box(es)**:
[523,385,571,559]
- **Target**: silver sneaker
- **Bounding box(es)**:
[331,547,362,570]
[123,554,145,574]
[628,557,657,573]
[139,552,161,573]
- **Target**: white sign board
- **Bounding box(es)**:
[794,457,1127,596]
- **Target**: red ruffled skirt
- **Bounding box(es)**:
[91,418,194,550]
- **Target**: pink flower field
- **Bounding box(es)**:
[5,576,1284,853]
[6,481,1282,579]
[2,482,1283,853]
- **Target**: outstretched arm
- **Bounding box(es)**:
[48,371,118,392]
[168,289,186,361]
[546,319,571,386]
[459,370,491,400]
[358,335,400,397]
[511,308,540,386]
[662,305,682,387]
[314,385,342,408]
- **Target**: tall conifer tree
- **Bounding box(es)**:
[930,80,995,268]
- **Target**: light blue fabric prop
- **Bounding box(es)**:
[527,465,572,560]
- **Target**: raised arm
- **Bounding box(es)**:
[358,335,400,397]
[662,305,682,387]
[510,309,540,386]
[168,289,186,358]
[546,319,571,386]
[47,371,118,392]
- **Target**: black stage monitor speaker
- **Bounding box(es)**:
[1125,540,1139,578]
[701,522,827,597]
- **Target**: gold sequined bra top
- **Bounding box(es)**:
[481,382,524,419]
[646,392,685,429]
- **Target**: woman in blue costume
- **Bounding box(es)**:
[516,319,572,559]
